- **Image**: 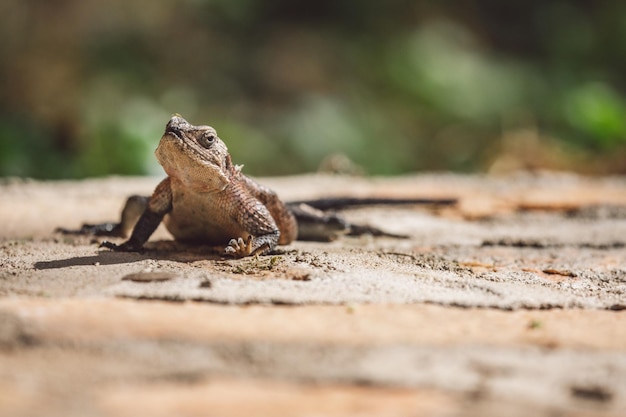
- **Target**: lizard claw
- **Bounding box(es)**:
[100,240,143,253]
[225,236,253,258]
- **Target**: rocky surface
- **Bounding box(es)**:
[1,173,625,416]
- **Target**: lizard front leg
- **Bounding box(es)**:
[223,190,281,258]
[101,178,173,252]
[239,175,297,244]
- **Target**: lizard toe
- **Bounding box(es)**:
[225,239,240,254]
[225,236,254,257]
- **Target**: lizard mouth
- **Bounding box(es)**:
[166,127,183,140]
[164,116,190,140]
[165,123,184,140]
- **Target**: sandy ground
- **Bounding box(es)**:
[1,172,625,416]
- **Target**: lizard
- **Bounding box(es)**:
[59,116,456,257]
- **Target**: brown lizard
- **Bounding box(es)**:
[59,116,456,257]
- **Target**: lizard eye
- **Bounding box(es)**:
[198,133,216,148]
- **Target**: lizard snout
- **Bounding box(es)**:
[165,115,190,137]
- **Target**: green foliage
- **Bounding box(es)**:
[0,0,625,178]
[564,83,626,149]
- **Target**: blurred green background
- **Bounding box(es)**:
[1,0,625,179]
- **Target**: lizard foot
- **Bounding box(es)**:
[225,236,253,258]
[100,240,144,253]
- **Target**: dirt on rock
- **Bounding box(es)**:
[1,172,625,417]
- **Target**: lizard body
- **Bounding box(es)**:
[100,116,297,257]
[61,116,456,257]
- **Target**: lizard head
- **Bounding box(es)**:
[156,116,231,192]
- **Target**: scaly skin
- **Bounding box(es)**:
[62,117,457,256]
[102,116,297,257]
